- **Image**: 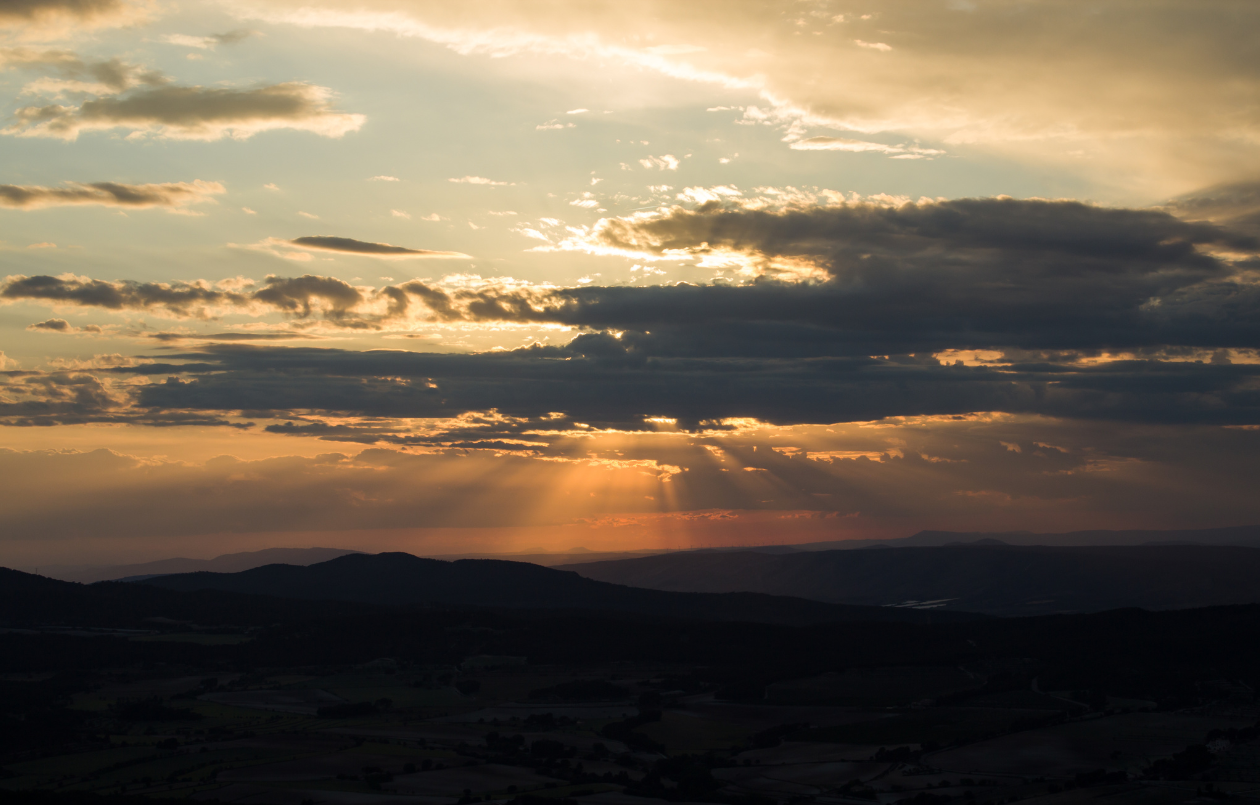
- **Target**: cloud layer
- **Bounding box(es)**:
[12,195,1256,351]
[0,48,165,95]
[289,236,470,259]
[232,0,1260,196]
[3,414,1259,557]
[5,82,364,140]
[0,0,149,30]
[0,180,224,209]
[4,194,1258,435]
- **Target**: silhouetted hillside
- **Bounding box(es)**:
[139,552,980,624]
[566,543,1260,615]
[767,524,1260,552]
[41,546,362,584]
[0,566,379,630]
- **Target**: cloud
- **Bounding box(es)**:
[449,175,512,185]
[1,272,438,328]
[161,30,255,49]
[227,0,1260,197]
[0,179,224,210]
[145,330,319,342]
[6,191,1258,425]
[0,275,251,318]
[26,317,102,334]
[789,136,942,157]
[288,235,470,259]
[7,192,1259,351]
[489,195,1260,353]
[853,40,891,51]
[248,275,368,321]
[1162,181,1260,236]
[14,335,1241,439]
[0,49,165,96]
[536,119,574,130]
[27,317,70,331]
[638,155,679,170]
[3,82,365,141]
[3,415,1260,556]
[0,272,407,327]
[0,0,150,30]
[369,175,400,181]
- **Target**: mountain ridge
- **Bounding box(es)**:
[137,551,981,625]
[565,542,1260,616]
[36,546,363,584]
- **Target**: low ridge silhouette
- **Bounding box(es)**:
[138,552,980,624]
[566,543,1260,615]
[42,546,362,584]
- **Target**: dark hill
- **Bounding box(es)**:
[0,566,374,630]
[780,524,1260,551]
[565,543,1260,616]
[45,546,362,584]
[139,552,980,624]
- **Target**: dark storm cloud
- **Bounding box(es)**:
[400,280,1260,357]
[6,196,1260,431]
[11,196,1256,350]
[419,197,1260,355]
[593,196,1257,261]
[0,180,223,210]
[290,236,469,259]
[111,340,1260,429]
[0,365,249,428]
[1162,181,1260,236]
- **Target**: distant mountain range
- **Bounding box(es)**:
[38,547,362,584]
[33,525,1259,584]
[745,525,1260,552]
[137,552,979,625]
[425,548,671,567]
[0,565,365,630]
[566,542,1260,616]
[36,547,681,584]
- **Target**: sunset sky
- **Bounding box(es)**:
[3,0,1259,567]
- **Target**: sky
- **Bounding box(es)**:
[2,0,1260,567]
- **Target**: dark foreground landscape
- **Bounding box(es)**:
[4,540,1260,805]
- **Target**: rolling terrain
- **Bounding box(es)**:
[5,555,1260,805]
[138,552,979,625]
[767,525,1260,552]
[566,542,1260,615]
[39,546,363,584]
